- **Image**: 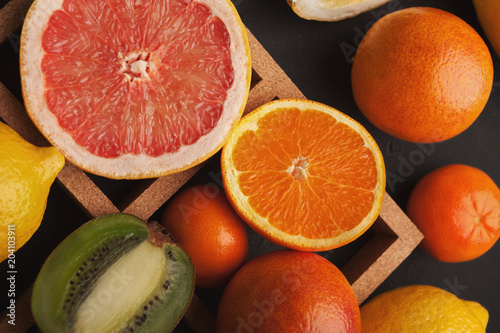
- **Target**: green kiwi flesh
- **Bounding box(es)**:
[31,213,195,333]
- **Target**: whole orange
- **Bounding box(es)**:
[216,250,361,333]
[407,164,500,262]
[351,7,493,143]
[161,184,248,288]
[473,0,500,57]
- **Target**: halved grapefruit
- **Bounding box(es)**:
[221,99,386,251]
[20,0,251,179]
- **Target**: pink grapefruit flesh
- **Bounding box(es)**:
[43,0,234,158]
[21,0,251,179]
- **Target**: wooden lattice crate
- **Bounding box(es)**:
[0,0,423,332]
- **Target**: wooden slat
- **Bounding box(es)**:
[243,29,305,114]
[378,193,423,247]
[343,193,423,303]
[0,82,45,146]
[122,164,204,221]
[0,0,32,44]
[57,163,120,218]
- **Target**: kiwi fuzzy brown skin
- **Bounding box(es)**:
[31,213,195,333]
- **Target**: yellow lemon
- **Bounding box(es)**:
[473,0,500,57]
[0,122,65,262]
[286,0,390,21]
[361,285,488,332]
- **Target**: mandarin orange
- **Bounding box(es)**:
[407,164,500,262]
[161,184,248,288]
[216,250,361,333]
[351,7,493,143]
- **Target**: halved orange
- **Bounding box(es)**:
[221,99,385,251]
[20,0,251,179]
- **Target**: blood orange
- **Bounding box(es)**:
[20,0,251,179]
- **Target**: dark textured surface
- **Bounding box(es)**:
[1,0,499,331]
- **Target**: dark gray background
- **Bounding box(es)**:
[1,0,499,331]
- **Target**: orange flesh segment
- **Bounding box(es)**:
[41,0,234,157]
[460,191,500,243]
[232,107,377,239]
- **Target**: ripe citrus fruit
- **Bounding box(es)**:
[221,99,385,251]
[407,164,500,262]
[0,122,65,262]
[286,0,390,21]
[351,7,493,143]
[20,0,251,179]
[361,285,489,332]
[216,250,361,333]
[161,184,248,288]
[473,0,500,57]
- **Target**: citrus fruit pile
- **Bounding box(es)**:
[10,0,499,331]
[20,0,251,179]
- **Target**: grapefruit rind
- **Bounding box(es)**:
[221,99,386,251]
[20,0,251,179]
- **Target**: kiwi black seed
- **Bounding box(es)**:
[31,213,195,333]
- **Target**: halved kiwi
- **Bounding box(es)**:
[32,213,195,333]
